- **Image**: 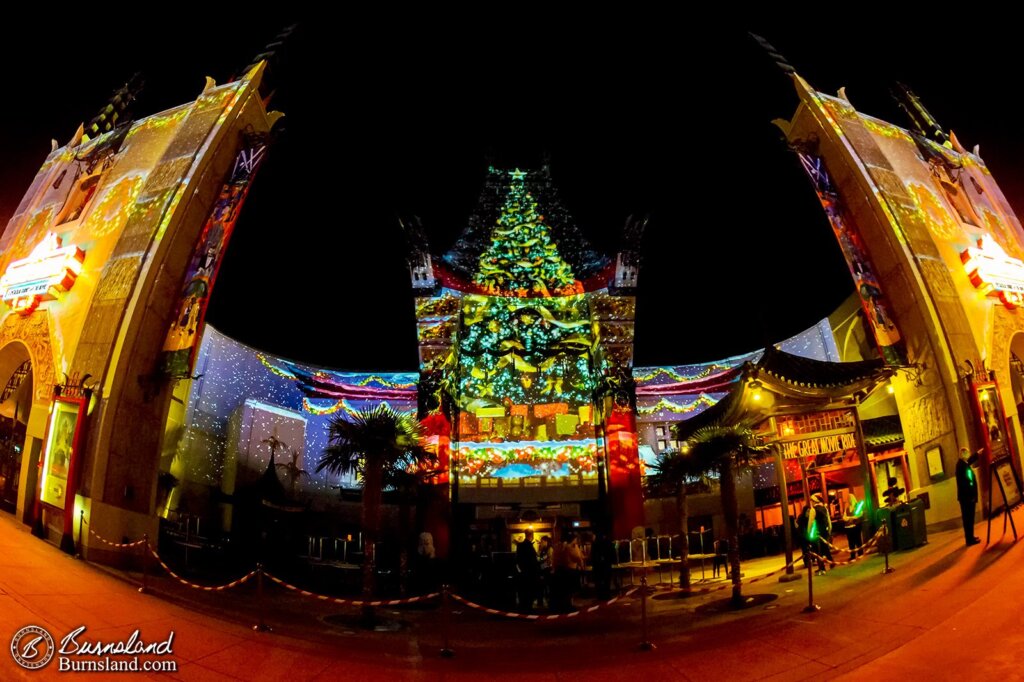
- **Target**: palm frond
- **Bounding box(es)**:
[317,404,437,481]
[684,423,768,472]
[645,448,713,497]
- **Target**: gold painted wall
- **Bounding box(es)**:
[0,65,276,554]
[777,75,1024,525]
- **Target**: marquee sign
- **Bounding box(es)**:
[781,431,857,459]
[961,235,1024,308]
[0,233,85,314]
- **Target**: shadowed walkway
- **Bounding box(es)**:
[1,510,1021,680]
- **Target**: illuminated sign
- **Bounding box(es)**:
[782,432,857,459]
[40,398,84,509]
[961,236,1024,308]
[0,233,85,314]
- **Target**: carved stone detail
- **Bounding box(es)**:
[0,311,57,404]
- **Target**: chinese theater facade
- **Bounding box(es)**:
[406,167,646,548]
[776,71,1024,524]
[0,63,278,561]
[7,54,1024,568]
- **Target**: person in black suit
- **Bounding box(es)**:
[956,447,981,546]
[516,530,539,611]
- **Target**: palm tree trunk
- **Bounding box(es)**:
[719,458,743,607]
[398,489,411,596]
[361,460,383,625]
[677,487,690,589]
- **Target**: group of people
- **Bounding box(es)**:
[515,530,613,612]
[798,491,865,575]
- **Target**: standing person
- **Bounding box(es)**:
[591,532,614,599]
[515,530,539,612]
[797,503,814,571]
[537,536,553,608]
[842,493,865,559]
[811,493,833,574]
[564,533,585,601]
[957,447,981,546]
[550,534,570,612]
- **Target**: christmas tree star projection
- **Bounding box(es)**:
[446,170,602,480]
[473,170,583,297]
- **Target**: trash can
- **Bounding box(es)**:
[909,497,928,547]
[893,503,914,550]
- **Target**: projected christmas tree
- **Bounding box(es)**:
[457,295,595,407]
[473,170,581,297]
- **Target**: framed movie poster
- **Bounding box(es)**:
[926,445,945,479]
[40,398,84,509]
[972,381,1011,461]
[994,458,1022,510]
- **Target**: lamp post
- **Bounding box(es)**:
[774,443,800,582]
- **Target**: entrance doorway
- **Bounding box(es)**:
[0,352,32,514]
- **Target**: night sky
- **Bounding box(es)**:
[4,17,1024,371]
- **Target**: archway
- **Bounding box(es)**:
[1006,333,1024,476]
[0,342,34,517]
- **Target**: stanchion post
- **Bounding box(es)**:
[803,554,820,613]
[76,510,84,559]
[138,533,149,594]
[881,521,895,574]
[253,563,271,632]
[639,573,655,651]
[440,584,454,658]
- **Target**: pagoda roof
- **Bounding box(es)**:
[757,345,887,390]
[861,415,905,452]
[674,346,893,440]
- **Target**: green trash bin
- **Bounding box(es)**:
[909,498,928,547]
[893,504,914,550]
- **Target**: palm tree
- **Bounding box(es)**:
[681,423,767,607]
[317,405,435,624]
[382,452,443,594]
[276,449,308,497]
[644,448,711,590]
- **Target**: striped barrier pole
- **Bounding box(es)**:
[440,584,454,659]
[881,521,895,574]
[639,573,655,651]
[77,510,84,559]
[803,551,820,613]
[139,534,149,594]
[254,563,271,632]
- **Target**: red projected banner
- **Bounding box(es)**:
[797,152,907,365]
[162,134,268,376]
[606,406,644,539]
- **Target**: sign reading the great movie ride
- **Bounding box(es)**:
[0,233,85,314]
[781,432,857,459]
[961,235,1024,308]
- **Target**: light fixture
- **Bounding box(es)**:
[749,379,763,402]
[887,383,895,394]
